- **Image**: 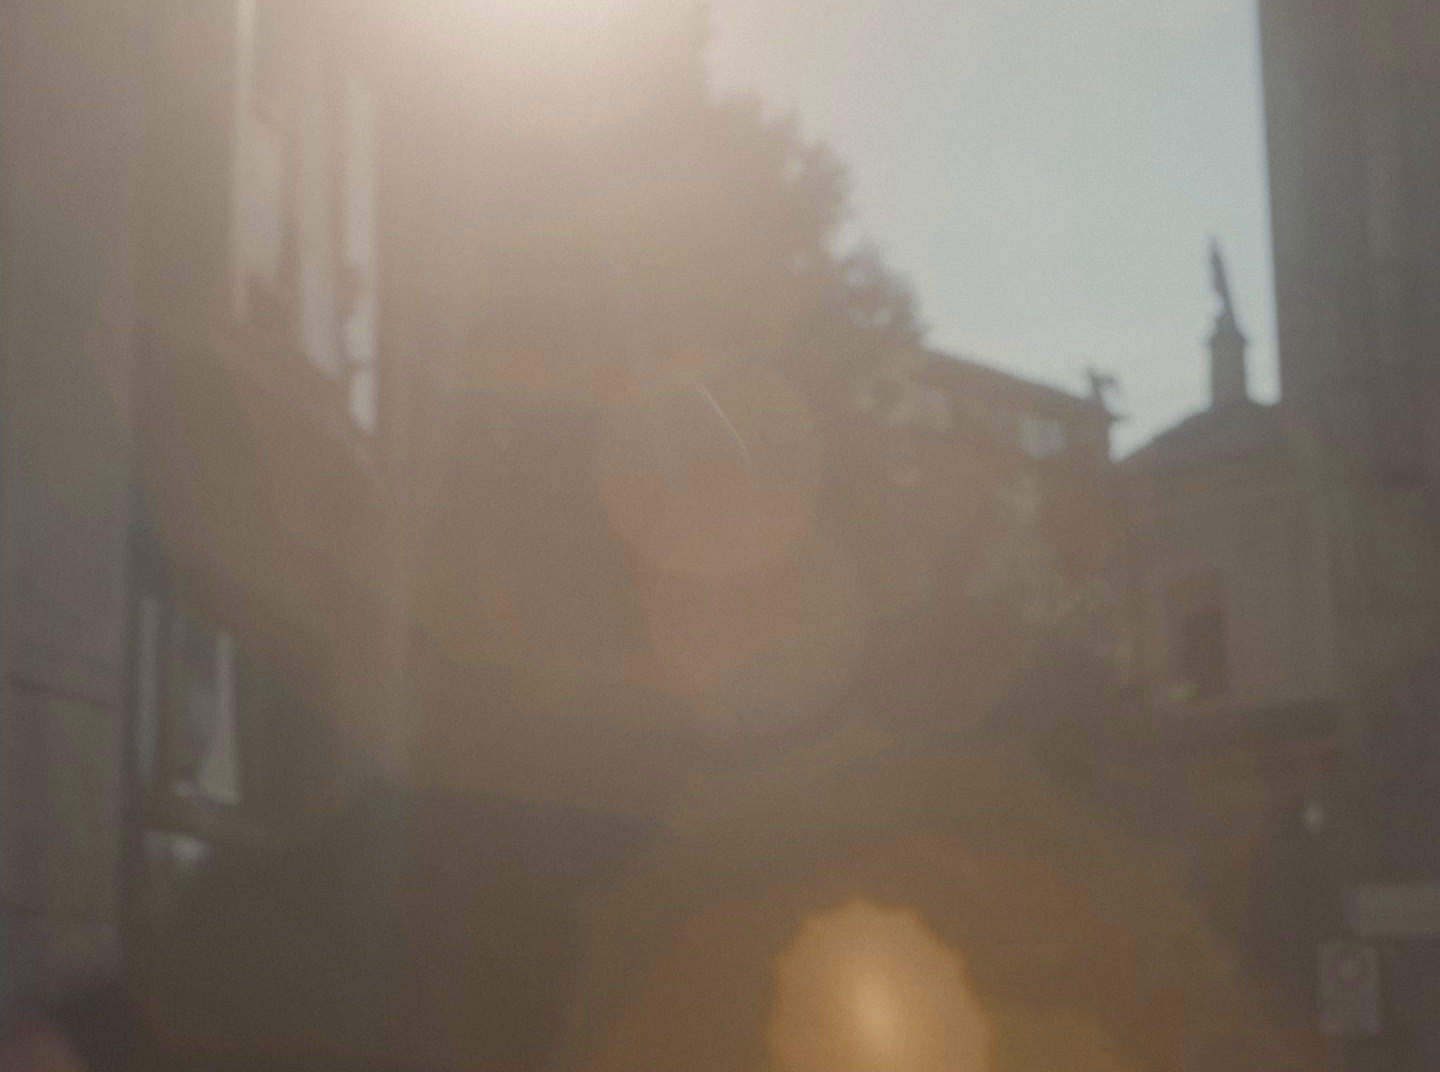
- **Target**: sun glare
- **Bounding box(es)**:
[770,901,993,1072]
[477,0,635,42]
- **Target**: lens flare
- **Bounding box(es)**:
[769,901,993,1072]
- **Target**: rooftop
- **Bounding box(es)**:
[1126,398,1288,473]
[920,349,1114,421]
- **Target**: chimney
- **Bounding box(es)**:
[1209,314,1248,408]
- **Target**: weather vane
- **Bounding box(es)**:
[1210,238,1237,329]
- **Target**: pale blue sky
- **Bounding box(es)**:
[706,0,1276,453]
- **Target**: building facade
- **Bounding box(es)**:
[0,0,466,1000]
[125,0,419,935]
[1258,0,1440,1061]
[1129,288,1338,722]
[0,0,1121,1015]
[0,0,145,1000]
[1119,277,1342,1016]
[1260,0,1440,855]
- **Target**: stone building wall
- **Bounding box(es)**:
[0,0,144,999]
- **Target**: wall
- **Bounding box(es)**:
[0,0,143,998]
[1259,0,1440,876]
[1135,443,1338,716]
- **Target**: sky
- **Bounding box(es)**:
[705,0,1277,454]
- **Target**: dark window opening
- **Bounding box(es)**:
[129,555,343,929]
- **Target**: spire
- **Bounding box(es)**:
[1208,240,1248,408]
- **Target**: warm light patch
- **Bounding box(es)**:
[418,0,648,72]
[488,0,630,34]
[646,533,864,737]
[429,0,630,36]
[596,368,822,577]
[770,901,992,1072]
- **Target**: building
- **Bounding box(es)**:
[1258,0,1440,1063]
[822,346,1119,746]
[1260,0,1440,852]
[1118,261,1342,1006]
[0,0,475,1000]
[918,348,1118,579]
[0,0,145,999]
[128,0,412,916]
[1128,258,1338,723]
[905,350,1114,469]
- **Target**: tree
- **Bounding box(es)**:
[415,3,1107,801]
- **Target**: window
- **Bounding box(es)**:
[1018,413,1066,460]
[231,0,379,430]
[173,614,242,806]
[231,0,294,332]
[130,575,337,925]
[1168,573,1226,702]
[133,600,246,811]
[132,591,246,925]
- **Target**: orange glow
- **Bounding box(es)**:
[417,0,642,61]
[853,974,905,1058]
[596,369,823,577]
[646,533,864,736]
[769,901,993,1072]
